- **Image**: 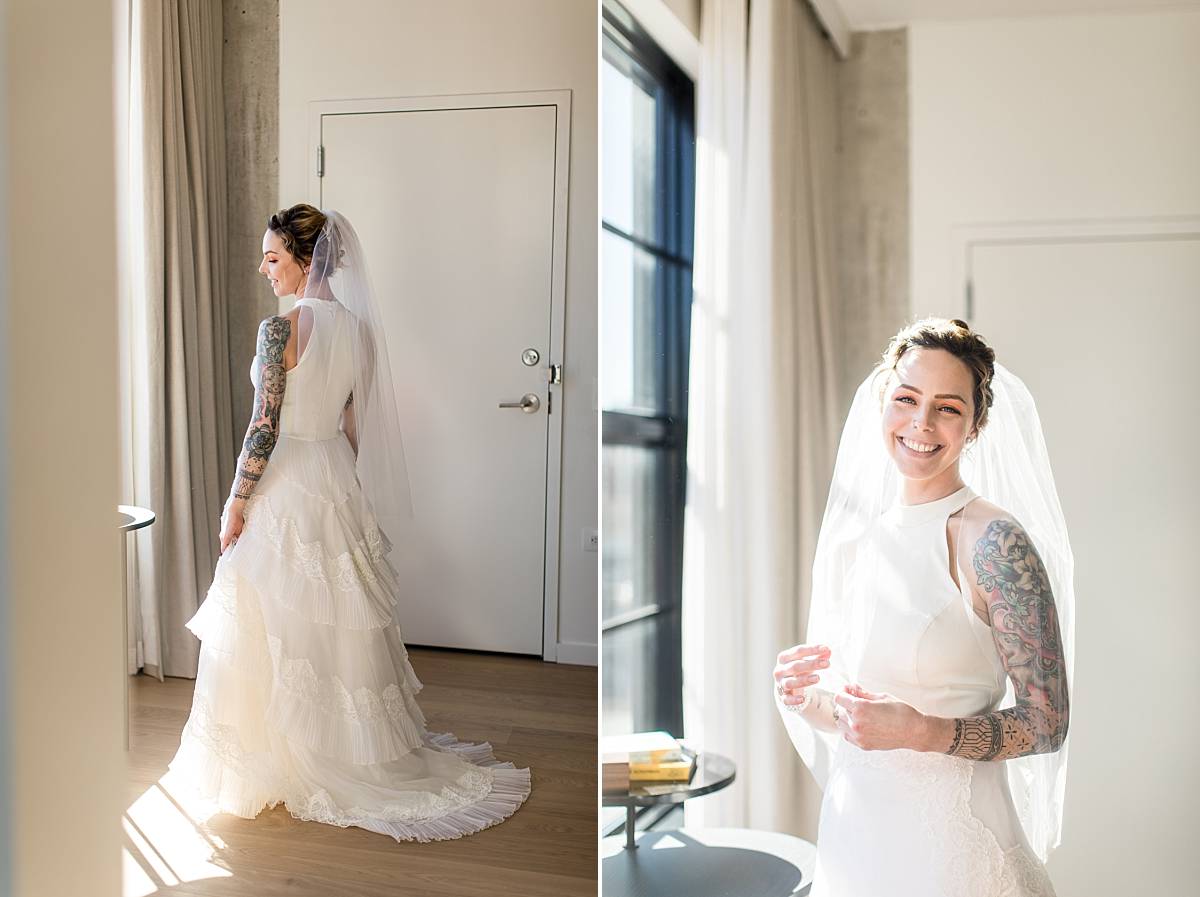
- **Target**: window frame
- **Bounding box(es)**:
[601,0,695,772]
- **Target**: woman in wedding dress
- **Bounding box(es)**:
[164,203,531,841]
[773,318,1072,895]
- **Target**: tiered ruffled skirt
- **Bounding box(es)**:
[166,433,531,842]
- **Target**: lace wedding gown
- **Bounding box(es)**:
[779,485,1057,896]
[166,296,531,841]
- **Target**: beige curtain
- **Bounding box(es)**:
[119,0,233,679]
[682,0,842,840]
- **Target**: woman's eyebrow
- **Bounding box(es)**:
[897,382,967,402]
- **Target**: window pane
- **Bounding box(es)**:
[602,443,662,622]
[602,613,678,737]
[601,231,660,413]
[602,49,658,242]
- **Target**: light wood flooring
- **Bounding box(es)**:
[124,647,598,897]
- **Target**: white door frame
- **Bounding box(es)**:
[306,89,572,662]
[949,214,1200,322]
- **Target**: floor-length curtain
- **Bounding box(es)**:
[118,0,233,679]
[682,0,842,839]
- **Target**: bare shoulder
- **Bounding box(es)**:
[962,501,1054,608]
[953,498,1030,623]
[256,310,298,366]
[258,308,298,334]
[957,497,1019,545]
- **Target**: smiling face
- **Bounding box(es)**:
[258,229,309,298]
[881,347,978,500]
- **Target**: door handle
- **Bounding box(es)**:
[498,393,540,414]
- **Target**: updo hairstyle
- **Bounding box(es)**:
[871,317,996,439]
[266,203,344,274]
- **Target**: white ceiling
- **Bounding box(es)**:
[833,0,1200,30]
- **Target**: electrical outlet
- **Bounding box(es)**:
[583,528,598,552]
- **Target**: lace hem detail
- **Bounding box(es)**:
[262,630,430,762]
[218,488,399,630]
[245,491,387,591]
[265,632,420,726]
[288,767,494,827]
[833,747,1055,897]
[168,692,287,818]
[170,695,531,842]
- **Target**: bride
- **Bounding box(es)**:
[773,318,1073,895]
[165,203,531,841]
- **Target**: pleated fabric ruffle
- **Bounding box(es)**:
[167,433,532,842]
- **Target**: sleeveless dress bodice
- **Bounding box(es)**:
[855,484,1008,720]
[249,297,355,441]
[801,485,1057,897]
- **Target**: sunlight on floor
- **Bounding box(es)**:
[122,773,232,897]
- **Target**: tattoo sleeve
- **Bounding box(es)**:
[230,316,290,501]
[942,519,1070,761]
[340,391,358,456]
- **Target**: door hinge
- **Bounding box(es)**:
[317,145,325,178]
[547,363,562,385]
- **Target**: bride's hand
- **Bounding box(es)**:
[773,643,831,708]
[219,500,245,555]
[833,684,927,751]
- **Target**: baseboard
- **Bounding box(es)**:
[555,641,597,666]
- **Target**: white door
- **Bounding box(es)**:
[319,98,566,656]
[970,236,1200,892]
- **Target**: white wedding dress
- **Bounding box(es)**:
[784,485,1057,896]
[166,296,531,841]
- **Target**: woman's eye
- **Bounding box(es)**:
[895,396,915,404]
[940,406,960,414]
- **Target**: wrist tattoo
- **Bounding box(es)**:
[947,717,1004,760]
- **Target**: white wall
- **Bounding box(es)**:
[278,0,598,663]
[910,10,1200,894]
[910,9,1200,313]
[2,0,124,894]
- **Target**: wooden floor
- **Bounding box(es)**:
[124,647,597,897]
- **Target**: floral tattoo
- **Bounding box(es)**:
[944,519,1069,761]
[231,316,290,501]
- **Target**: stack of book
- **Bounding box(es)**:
[601,731,697,794]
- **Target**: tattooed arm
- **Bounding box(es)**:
[340,392,357,456]
[228,315,291,503]
[925,517,1070,761]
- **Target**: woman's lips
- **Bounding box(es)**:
[897,435,943,457]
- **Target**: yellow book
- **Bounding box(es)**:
[600,731,683,765]
[629,759,694,782]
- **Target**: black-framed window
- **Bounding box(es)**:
[601,0,695,755]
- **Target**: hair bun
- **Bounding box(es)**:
[950,318,971,331]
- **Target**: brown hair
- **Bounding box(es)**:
[872,317,996,438]
[266,203,327,270]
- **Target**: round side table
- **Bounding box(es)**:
[602,826,818,897]
[603,750,735,850]
[119,504,156,751]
